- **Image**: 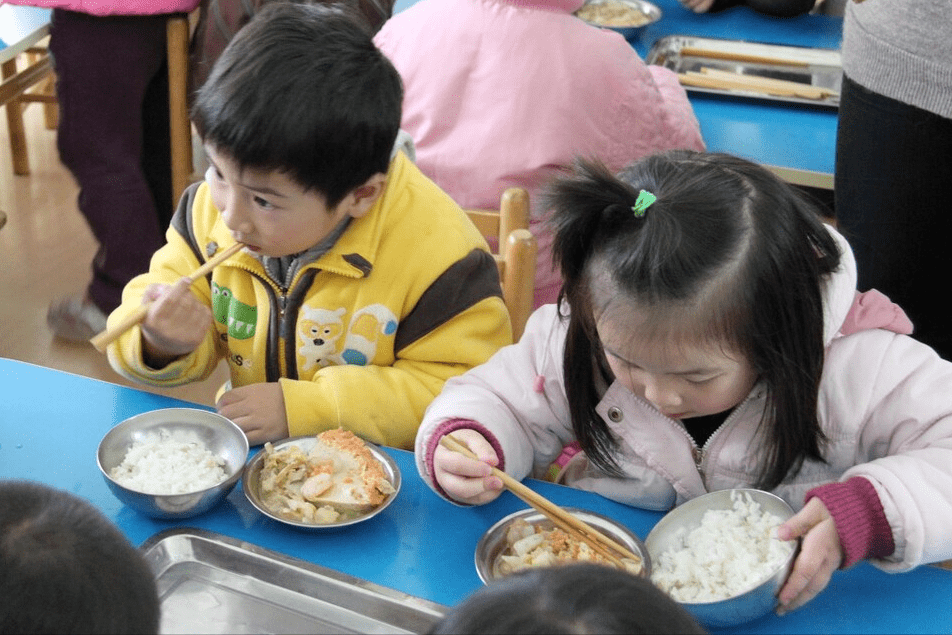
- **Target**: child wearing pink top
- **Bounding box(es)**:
[374,0,704,310]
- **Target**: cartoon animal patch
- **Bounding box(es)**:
[211,282,257,339]
[298,307,347,371]
[297,303,397,371]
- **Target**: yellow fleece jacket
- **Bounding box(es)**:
[107,153,512,449]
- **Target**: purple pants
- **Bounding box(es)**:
[50,9,173,313]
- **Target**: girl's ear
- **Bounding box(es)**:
[343,173,387,219]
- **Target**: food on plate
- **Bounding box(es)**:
[495,518,643,577]
[651,490,795,602]
[257,429,396,524]
[576,1,652,27]
[110,431,228,494]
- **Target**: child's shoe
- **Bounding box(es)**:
[47,295,108,343]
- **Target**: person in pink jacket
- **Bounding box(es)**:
[416,151,952,614]
[6,0,200,341]
[373,0,704,309]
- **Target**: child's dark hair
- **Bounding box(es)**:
[547,150,840,490]
[191,1,403,208]
[428,563,706,634]
[0,480,160,634]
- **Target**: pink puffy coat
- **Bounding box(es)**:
[374,0,705,307]
[3,0,199,16]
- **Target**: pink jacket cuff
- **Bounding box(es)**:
[805,476,895,568]
[424,419,506,501]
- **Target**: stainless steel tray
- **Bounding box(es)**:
[141,528,447,634]
[646,35,842,108]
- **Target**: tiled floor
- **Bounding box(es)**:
[0,101,226,407]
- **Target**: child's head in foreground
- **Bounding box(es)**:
[0,480,160,634]
[428,563,706,634]
[190,2,403,258]
[547,150,842,491]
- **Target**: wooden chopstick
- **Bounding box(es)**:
[678,46,810,68]
[90,242,245,352]
[678,68,837,100]
[440,434,643,570]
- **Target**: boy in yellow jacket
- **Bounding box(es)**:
[106,3,512,448]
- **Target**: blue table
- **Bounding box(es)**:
[2,357,950,633]
[629,0,843,189]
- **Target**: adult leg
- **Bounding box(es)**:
[48,10,170,339]
[835,74,952,359]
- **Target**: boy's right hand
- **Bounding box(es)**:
[140,278,213,365]
[432,429,505,505]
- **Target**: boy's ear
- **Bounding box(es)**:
[343,173,387,219]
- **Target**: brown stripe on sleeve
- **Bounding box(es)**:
[394,249,502,353]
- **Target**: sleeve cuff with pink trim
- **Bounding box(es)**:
[424,419,506,500]
[805,476,895,568]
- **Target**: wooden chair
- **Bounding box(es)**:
[464,187,537,341]
[1,7,56,176]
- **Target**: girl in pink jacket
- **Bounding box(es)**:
[374,0,704,309]
[416,150,952,614]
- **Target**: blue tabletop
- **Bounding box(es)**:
[0,5,51,49]
[2,357,950,634]
[629,0,843,184]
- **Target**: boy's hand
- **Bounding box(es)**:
[217,382,290,446]
[432,429,504,505]
[775,498,843,614]
[140,279,213,363]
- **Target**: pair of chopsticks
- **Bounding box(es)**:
[439,434,642,571]
[677,67,838,100]
[90,242,245,352]
[678,47,810,68]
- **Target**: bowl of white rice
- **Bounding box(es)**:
[645,489,798,628]
[97,408,249,519]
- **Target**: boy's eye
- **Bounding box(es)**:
[252,195,275,210]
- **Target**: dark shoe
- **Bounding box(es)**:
[47,295,108,343]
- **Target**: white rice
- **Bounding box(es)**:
[651,490,795,603]
[110,430,228,495]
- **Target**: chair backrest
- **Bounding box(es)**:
[464,188,537,341]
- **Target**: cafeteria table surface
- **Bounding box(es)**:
[2,357,952,634]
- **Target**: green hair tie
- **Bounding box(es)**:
[632,190,656,217]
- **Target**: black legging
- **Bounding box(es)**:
[834,74,952,360]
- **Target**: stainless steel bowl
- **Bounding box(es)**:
[97,408,249,519]
[576,0,662,39]
[475,507,651,584]
[242,435,401,530]
[644,489,797,628]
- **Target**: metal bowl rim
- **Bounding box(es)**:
[241,434,402,530]
[96,407,250,496]
[577,0,663,28]
[645,488,797,606]
[475,506,651,584]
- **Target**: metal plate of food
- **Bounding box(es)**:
[646,35,842,108]
[475,507,651,584]
[141,528,447,634]
[243,432,401,530]
[575,0,662,39]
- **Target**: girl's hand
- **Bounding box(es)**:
[140,279,213,363]
[432,429,504,505]
[217,382,290,446]
[775,498,844,613]
[678,0,716,12]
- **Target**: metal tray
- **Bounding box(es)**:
[646,35,842,108]
[141,528,447,634]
